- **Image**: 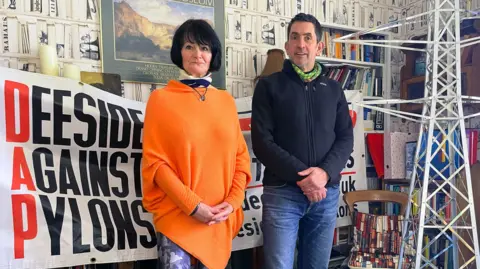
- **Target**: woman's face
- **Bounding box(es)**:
[181,41,212,78]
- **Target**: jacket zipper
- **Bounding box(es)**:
[311,84,317,164]
[304,83,314,166]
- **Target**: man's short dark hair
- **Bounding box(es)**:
[287,13,323,43]
[170,19,222,72]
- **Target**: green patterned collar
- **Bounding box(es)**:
[291,62,322,82]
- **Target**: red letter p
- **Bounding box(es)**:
[12,194,37,259]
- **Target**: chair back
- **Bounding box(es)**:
[343,190,409,215]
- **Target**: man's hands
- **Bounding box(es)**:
[191,202,234,225]
[297,167,329,203]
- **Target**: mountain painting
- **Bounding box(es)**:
[113,0,214,64]
[100,0,225,86]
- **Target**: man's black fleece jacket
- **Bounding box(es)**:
[251,60,354,187]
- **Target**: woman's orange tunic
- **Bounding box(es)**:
[142,80,252,269]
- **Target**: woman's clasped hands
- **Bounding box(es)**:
[192,202,234,226]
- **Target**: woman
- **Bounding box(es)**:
[142,19,252,269]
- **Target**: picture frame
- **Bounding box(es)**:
[99,0,226,88]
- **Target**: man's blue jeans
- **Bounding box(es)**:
[261,183,340,269]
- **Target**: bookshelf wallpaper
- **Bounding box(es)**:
[389,0,480,132]
[0,0,427,103]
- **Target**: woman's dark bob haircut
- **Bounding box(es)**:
[170,19,222,72]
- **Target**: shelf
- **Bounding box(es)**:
[1,52,101,66]
[225,42,385,68]
[226,6,291,20]
[227,75,255,81]
[0,9,99,27]
[365,130,384,134]
[226,40,280,50]
[383,178,410,184]
[316,56,385,67]
[363,96,384,100]
[225,5,390,36]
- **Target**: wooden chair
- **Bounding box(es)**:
[343,190,412,268]
[343,190,409,216]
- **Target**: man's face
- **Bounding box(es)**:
[285,21,323,72]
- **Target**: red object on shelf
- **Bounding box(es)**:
[349,110,357,128]
[366,133,385,178]
[239,118,251,131]
[467,129,478,165]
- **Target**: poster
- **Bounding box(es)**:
[99,0,226,87]
[0,67,366,268]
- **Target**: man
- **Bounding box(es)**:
[251,13,354,269]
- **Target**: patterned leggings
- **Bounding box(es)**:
[157,233,207,269]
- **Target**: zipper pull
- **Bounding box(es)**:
[313,85,316,92]
[305,84,308,91]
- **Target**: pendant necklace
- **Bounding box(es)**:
[191,87,208,101]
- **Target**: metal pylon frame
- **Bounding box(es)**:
[332,0,480,268]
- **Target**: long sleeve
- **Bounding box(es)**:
[225,123,252,210]
[251,79,309,183]
[318,87,354,185]
[142,92,202,216]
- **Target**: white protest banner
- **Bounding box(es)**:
[0,66,368,267]
[337,90,369,227]
[231,97,264,251]
[0,67,157,269]
[0,67,269,267]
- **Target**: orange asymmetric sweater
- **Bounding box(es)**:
[142,80,252,269]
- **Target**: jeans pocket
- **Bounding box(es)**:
[329,183,340,189]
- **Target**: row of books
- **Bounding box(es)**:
[352,212,410,254]
[324,65,383,97]
[227,0,404,31]
[383,184,408,216]
[415,130,478,180]
[226,11,288,48]
[383,184,452,223]
[322,31,386,64]
[226,46,269,79]
[0,56,99,73]
[348,252,414,269]
[226,13,387,65]
[228,0,326,21]
[0,0,98,22]
[332,225,353,246]
[0,16,100,61]
[350,211,416,268]
[226,80,255,99]
[363,108,384,131]
[421,235,454,269]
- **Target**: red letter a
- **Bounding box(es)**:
[11,147,35,191]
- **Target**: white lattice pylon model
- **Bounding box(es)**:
[333,1,480,268]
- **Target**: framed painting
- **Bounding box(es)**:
[99,0,226,88]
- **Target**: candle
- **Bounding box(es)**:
[39,44,58,76]
[63,63,81,80]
